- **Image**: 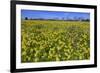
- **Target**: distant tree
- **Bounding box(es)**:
[25,17,28,20]
[85,19,90,21]
[81,18,90,21]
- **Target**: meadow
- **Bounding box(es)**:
[21,20,90,63]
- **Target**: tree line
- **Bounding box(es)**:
[24,17,90,21]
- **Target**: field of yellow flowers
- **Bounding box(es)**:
[21,20,90,63]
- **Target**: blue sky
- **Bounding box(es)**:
[21,10,90,20]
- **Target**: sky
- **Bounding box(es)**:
[21,10,90,20]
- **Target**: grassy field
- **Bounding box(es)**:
[21,20,90,63]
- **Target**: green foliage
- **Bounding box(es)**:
[21,20,90,63]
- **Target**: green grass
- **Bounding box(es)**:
[21,20,90,63]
